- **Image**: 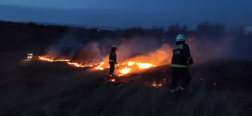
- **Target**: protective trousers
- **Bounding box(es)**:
[171,68,191,90]
[109,62,115,75]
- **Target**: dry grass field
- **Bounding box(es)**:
[0,21,252,116]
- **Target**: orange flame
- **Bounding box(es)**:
[39,56,70,62]
[127,61,135,66]
[39,56,54,62]
[119,67,131,76]
[137,62,156,69]
[95,62,104,70]
[68,62,93,67]
[38,43,172,77]
[38,56,159,76]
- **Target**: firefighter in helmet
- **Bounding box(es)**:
[108,45,117,79]
[170,34,193,93]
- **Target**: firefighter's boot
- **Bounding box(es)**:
[108,74,113,80]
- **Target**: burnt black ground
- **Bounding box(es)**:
[0,22,252,116]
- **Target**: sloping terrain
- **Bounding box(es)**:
[0,22,252,116]
[1,48,252,116]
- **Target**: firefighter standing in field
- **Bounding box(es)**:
[108,45,117,79]
[170,34,193,93]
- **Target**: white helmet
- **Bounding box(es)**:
[112,45,117,48]
[176,34,185,42]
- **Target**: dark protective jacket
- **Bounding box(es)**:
[109,51,117,63]
[171,43,193,68]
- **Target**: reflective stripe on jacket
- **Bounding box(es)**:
[171,64,187,68]
[109,60,116,62]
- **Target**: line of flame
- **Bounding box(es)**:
[38,56,158,76]
[39,56,70,62]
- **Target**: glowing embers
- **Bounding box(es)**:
[108,77,131,84]
[188,38,194,42]
[137,62,156,69]
[152,82,162,88]
[38,56,70,62]
[118,67,131,76]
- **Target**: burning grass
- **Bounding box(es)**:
[37,56,157,77]
[36,43,172,77]
[2,20,252,116]
[38,56,70,62]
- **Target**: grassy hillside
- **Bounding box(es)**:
[0,21,251,116]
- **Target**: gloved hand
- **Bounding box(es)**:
[188,59,193,65]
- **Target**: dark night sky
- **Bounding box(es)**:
[0,0,252,29]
